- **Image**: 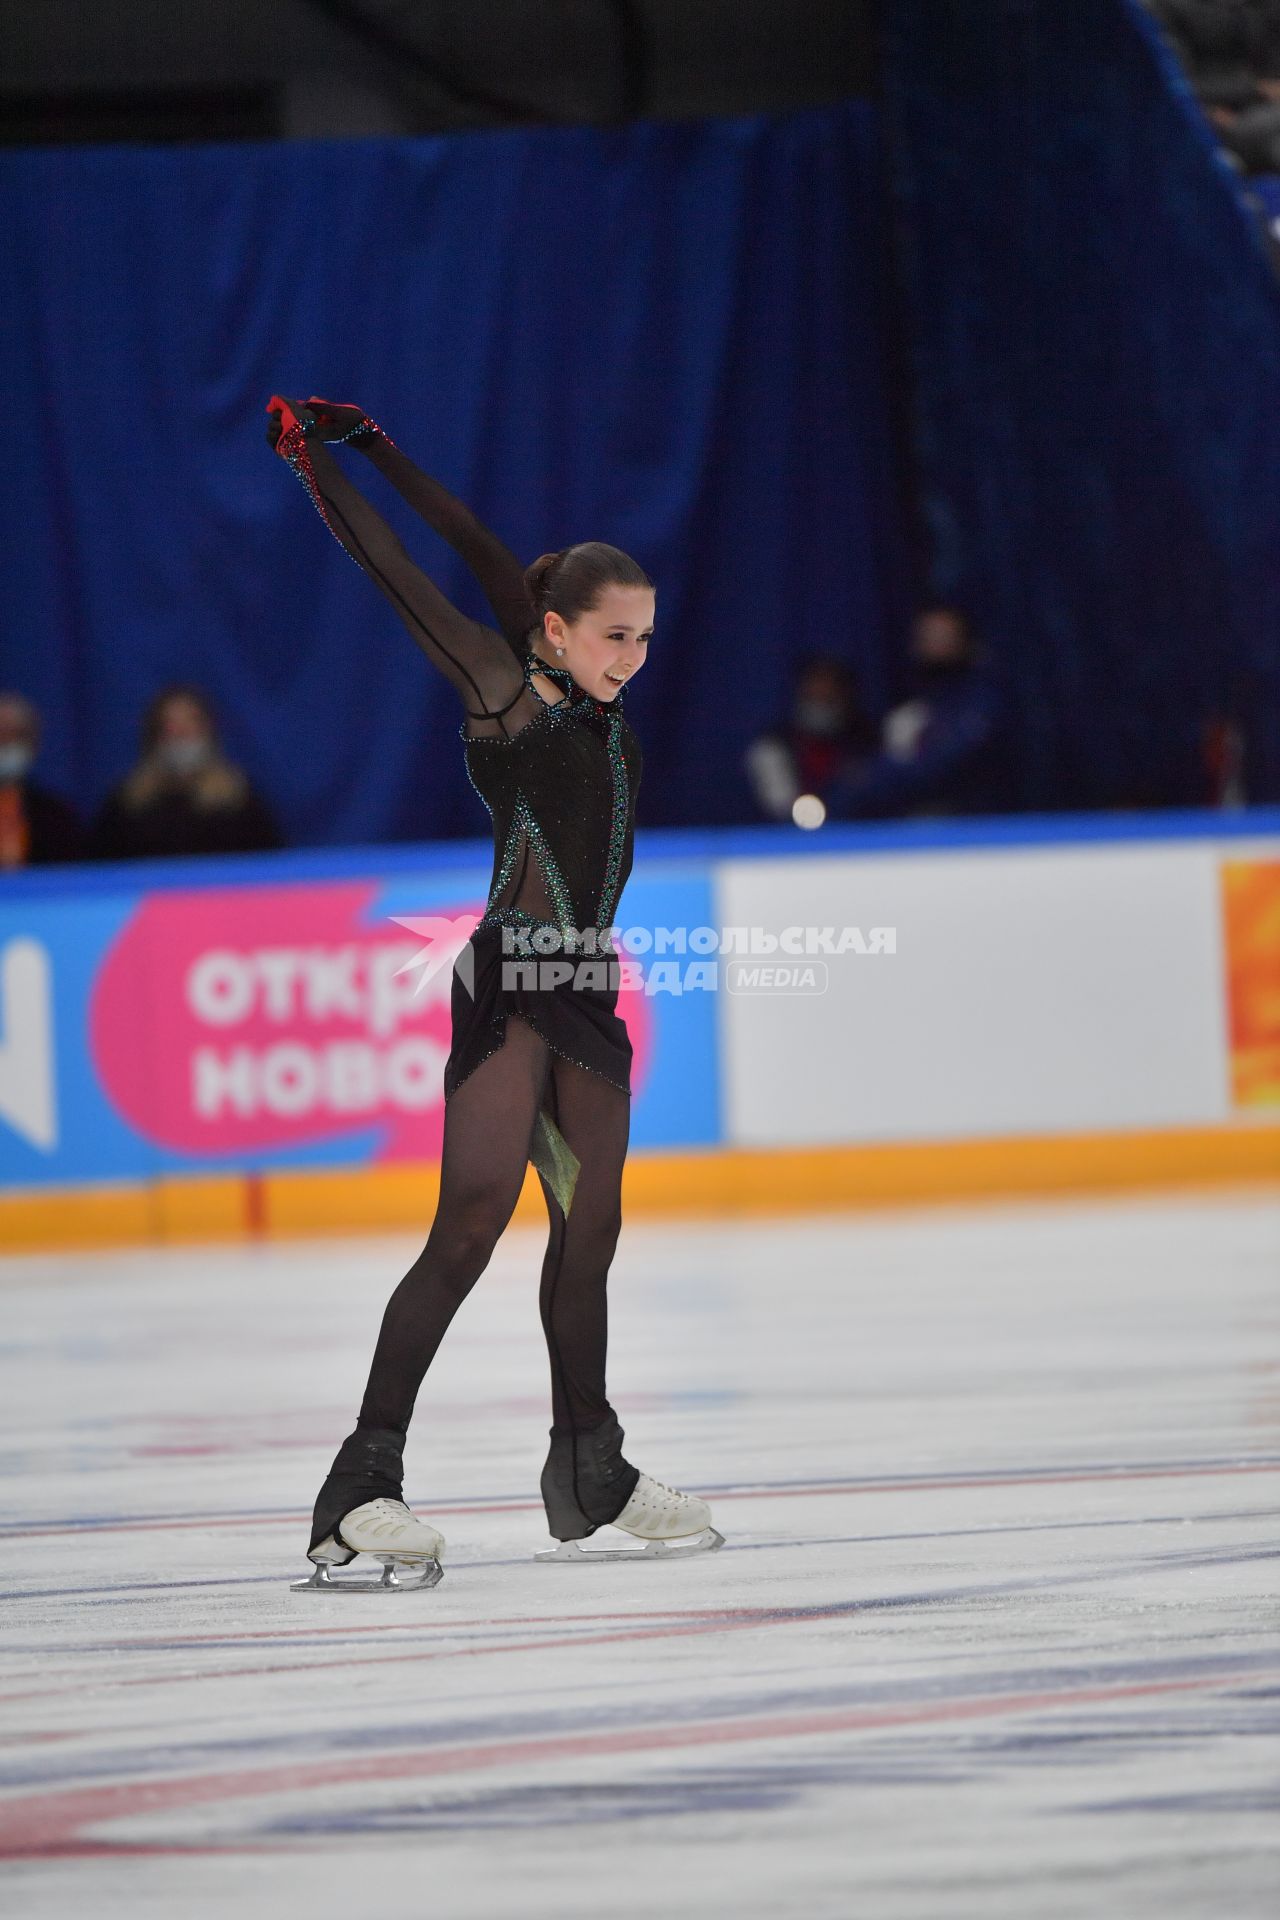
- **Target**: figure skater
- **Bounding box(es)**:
[266,396,723,1590]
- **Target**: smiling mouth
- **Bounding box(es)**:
[605,671,628,685]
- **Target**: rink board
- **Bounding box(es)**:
[0,812,1277,1245]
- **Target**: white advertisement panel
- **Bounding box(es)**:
[716,840,1250,1147]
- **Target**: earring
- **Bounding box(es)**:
[555,646,565,656]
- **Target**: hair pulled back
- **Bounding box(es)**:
[524,542,653,627]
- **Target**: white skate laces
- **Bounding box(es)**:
[612,1472,713,1539]
[337,1498,447,1560]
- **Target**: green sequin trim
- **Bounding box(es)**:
[457,693,575,749]
[462,650,630,938]
[456,652,577,748]
[514,656,632,932]
[479,800,521,910]
[596,707,631,931]
[472,796,576,938]
[478,903,560,935]
[515,792,576,935]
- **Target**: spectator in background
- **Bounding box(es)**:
[0,692,85,867]
[1150,0,1280,172]
[827,605,1007,820]
[744,654,876,824]
[94,685,281,861]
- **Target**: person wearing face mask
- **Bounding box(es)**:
[0,692,86,868]
[745,655,877,823]
[827,605,1009,820]
[92,685,281,861]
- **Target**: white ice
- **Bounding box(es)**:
[0,1190,1277,1918]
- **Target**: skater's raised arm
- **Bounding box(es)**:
[303,399,538,655]
[266,398,525,727]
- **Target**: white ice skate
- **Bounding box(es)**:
[535,1472,724,1562]
[292,1498,446,1592]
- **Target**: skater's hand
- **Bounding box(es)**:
[304,396,376,444]
[265,393,316,454]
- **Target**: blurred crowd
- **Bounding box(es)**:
[745,605,1010,828]
[1,596,1247,871]
[8,617,1007,872]
[1149,0,1280,172]
[0,686,280,870]
[744,602,1249,827]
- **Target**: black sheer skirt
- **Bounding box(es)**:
[447,921,632,1097]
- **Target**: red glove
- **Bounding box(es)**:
[305,397,378,443]
[265,395,389,454]
[265,394,315,455]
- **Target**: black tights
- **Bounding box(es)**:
[308,1017,640,1553]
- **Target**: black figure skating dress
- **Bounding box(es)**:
[274,403,642,1205]
[448,644,642,1210]
[270,401,645,1549]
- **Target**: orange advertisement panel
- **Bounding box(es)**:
[1221,858,1280,1109]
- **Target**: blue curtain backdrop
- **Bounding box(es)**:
[1,104,903,845]
[883,0,1280,807]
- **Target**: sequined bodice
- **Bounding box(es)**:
[461,653,643,939]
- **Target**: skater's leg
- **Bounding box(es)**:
[535,1059,641,1537]
[308,1016,552,1556]
[534,1057,722,1556]
[356,1014,552,1433]
[538,1059,631,1433]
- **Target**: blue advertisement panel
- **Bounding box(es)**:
[0,855,721,1192]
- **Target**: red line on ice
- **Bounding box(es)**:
[0,1669,1261,1860]
[0,1576,1268,1711]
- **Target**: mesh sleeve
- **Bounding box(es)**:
[276,424,525,724]
[360,439,539,657]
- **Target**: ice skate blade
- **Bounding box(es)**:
[291,1556,443,1593]
[535,1526,724,1563]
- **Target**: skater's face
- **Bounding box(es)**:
[544,584,655,702]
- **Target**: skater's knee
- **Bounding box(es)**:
[581,1200,623,1264]
[549,1208,622,1285]
[435,1219,503,1286]
[424,1185,517,1289]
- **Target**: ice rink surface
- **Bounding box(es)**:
[1,1189,1277,1919]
